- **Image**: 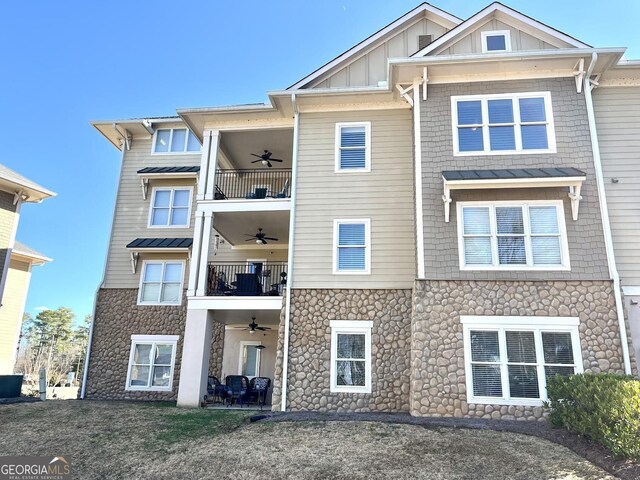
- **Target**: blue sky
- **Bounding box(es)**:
[1,0,638,322]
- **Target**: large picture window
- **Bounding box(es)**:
[126,335,178,391]
[462,316,583,405]
[457,201,569,271]
[152,128,201,154]
[451,92,555,155]
[330,320,372,393]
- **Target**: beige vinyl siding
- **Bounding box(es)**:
[0,259,31,374]
[102,129,200,288]
[293,109,415,289]
[438,18,564,55]
[0,191,18,300]
[593,86,640,286]
[316,18,449,89]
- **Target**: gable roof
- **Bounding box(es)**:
[412,2,590,57]
[12,240,51,265]
[287,3,461,90]
[0,163,56,203]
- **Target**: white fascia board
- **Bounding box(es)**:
[412,2,589,58]
[287,3,461,90]
[11,250,52,265]
[187,296,283,311]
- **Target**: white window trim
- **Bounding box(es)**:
[151,128,201,155]
[481,30,512,53]
[147,186,193,229]
[334,122,371,173]
[332,218,371,275]
[330,320,373,393]
[238,341,262,378]
[125,334,179,392]
[137,260,186,306]
[461,316,583,406]
[451,91,556,156]
[456,200,570,271]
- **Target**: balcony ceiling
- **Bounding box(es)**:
[211,309,281,326]
[220,128,293,169]
[214,210,290,246]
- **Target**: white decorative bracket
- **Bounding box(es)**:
[573,58,585,93]
[140,178,149,200]
[142,119,154,135]
[395,83,414,107]
[589,74,600,92]
[443,184,452,223]
[130,251,139,274]
[13,190,25,205]
[113,123,131,150]
[568,184,582,221]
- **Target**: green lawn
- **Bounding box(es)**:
[0,401,615,479]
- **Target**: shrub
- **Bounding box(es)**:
[545,373,640,459]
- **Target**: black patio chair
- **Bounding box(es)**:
[249,377,271,410]
[206,376,230,405]
[225,375,250,407]
[235,273,262,296]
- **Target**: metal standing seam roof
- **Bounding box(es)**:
[137,166,200,174]
[126,238,193,249]
[442,167,587,181]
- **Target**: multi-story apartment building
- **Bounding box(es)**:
[84,2,639,420]
[0,164,54,375]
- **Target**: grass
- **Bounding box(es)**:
[0,401,616,480]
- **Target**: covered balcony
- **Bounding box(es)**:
[206,261,287,297]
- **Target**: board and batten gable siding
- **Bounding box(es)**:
[420,78,610,281]
[593,86,640,286]
[436,18,564,55]
[314,18,449,89]
[293,109,416,289]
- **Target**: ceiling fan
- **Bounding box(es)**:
[244,228,278,245]
[251,150,283,168]
[245,316,271,335]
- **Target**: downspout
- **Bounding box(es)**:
[583,52,632,375]
[281,93,300,411]
[412,80,425,279]
[81,138,127,398]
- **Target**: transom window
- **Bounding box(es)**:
[126,335,178,391]
[457,201,569,271]
[330,320,372,393]
[452,92,555,155]
[138,261,184,305]
[333,219,371,274]
[152,128,201,154]
[481,30,512,53]
[149,188,192,228]
[335,122,371,172]
[462,316,583,405]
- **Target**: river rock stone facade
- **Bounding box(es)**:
[273,289,412,412]
[85,288,225,400]
[411,280,638,420]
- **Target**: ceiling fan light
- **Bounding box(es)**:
[261,160,268,166]
[256,239,261,244]
[250,329,255,334]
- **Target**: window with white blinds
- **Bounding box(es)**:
[451,92,556,155]
[462,316,583,405]
[335,122,371,172]
[457,201,569,271]
[334,219,370,274]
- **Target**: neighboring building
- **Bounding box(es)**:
[0,165,55,375]
[84,2,640,420]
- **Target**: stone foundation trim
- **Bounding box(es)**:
[460,316,583,407]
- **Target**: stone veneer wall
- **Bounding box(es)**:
[411,280,638,420]
[209,321,225,379]
[272,289,412,412]
[85,288,225,400]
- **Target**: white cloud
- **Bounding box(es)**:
[34,306,51,312]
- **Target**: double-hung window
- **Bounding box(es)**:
[330,320,372,393]
[335,122,371,172]
[149,187,192,228]
[153,128,201,154]
[452,92,555,155]
[126,335,178,391]
[333,219,370,274]
[462,316,583,405]
[138,261,184,305]
[457,201,569,271]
